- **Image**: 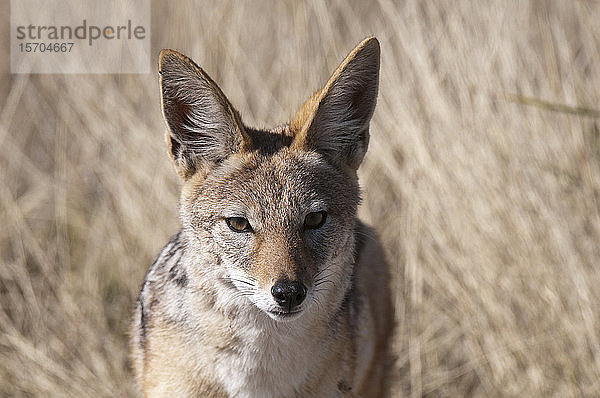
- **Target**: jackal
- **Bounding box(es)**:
[131,37,394,397]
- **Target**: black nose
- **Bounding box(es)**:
[271,280,307,310]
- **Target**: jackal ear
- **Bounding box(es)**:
[291,37,380,170]
[158,49,251,180]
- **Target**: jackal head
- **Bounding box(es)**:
[158,38,379,321]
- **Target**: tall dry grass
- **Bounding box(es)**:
[1,1,600,396]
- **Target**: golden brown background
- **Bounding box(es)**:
[1,1,600,396]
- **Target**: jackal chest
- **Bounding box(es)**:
[213,327,312,397]
[191,315,345,398]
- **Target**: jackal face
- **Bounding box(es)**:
[159,38,379,321]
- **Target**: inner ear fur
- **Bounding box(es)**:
[291,37,380,170]
[158,49,251,180]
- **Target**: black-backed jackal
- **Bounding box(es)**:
[131,37,394,397]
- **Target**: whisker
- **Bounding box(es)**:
[230,278,255,287]
[314,279,334,288]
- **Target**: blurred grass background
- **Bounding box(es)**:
[1,1,600,396]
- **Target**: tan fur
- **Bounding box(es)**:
[291,37,377,141]
[131,37,394,397]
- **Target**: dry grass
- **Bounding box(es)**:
[1,1,600,396]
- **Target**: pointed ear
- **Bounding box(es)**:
[158,49,251,180]
[291,37,380,170]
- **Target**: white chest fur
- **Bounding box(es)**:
[212,313,325,397]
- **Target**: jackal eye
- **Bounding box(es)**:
[304,211,327,229]
[226,217,253,233]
